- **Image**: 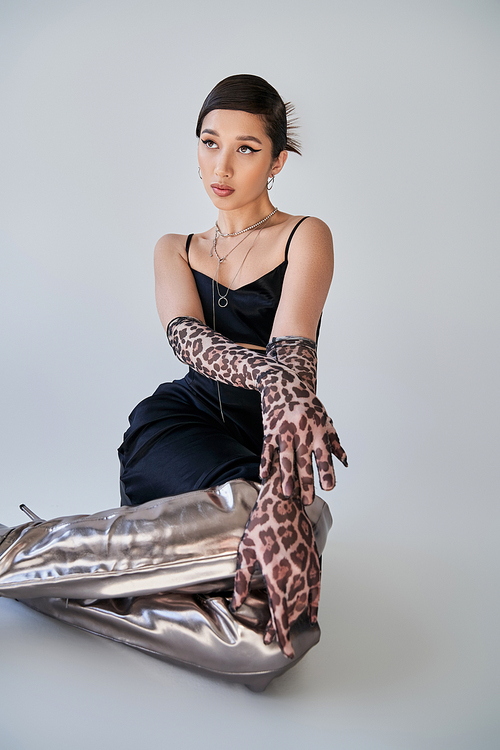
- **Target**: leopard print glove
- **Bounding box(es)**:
[266,336,318,393]
[167,316,347,504]
[231,457,321,658]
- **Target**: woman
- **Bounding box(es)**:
[0,75,346,691]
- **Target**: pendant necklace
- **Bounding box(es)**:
[211,228,262,317]
[210,227,263,424]
[207,206,277,424]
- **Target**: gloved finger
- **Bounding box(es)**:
[230,563,254,611]
[307,550,321,624]
[274,605,295,659]
[307,578,321,625]
[278,445,296,497]
[324,417,348,465]
[259,437,276,481]
[230,541,258,610]
[262,580,280,645]
[263,616,276,645]
[314,441,336,491]
[296,459,315,507]
[266,589,292,656]
[262,577,294,656]
[329,428,348,467]
[293,440,315,506]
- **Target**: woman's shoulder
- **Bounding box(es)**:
[154,233,194,268]
[281,215,333,258]
[155,232,187,252]
[275,213,332,240]
[154,229,214,258]
[287,214,331,234]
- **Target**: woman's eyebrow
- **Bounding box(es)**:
[201,128,262,145]
[236,135,263,145]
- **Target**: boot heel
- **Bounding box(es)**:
[19,504,44,522]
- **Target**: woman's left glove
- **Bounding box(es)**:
[266,335,318,393]
[230,456,321,658]
[167,317,347,506]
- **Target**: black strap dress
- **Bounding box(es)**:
[118,217,309,506]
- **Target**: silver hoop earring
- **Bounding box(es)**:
[267,175,275,191]
[198,167,202,180]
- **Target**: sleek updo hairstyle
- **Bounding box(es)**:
[196,74,301,160]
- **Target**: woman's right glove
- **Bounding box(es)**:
[167,317,347,506]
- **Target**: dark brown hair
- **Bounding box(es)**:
[196,74,301,159]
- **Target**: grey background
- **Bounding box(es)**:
[0,1,499,748]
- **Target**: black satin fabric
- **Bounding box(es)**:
[118,218,309,506]
[191,264,288,349]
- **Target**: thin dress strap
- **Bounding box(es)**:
[185,233,194,267]
[284,216,310,261]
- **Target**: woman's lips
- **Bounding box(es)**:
[211,183,234,197]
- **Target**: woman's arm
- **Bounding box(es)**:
[154,233,205,329]
[167,316,347,503]
[271,217,334,341]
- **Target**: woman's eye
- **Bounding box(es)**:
[201,139,217,149]
[238,145,258,154]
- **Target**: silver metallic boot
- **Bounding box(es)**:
[19,589,320,691]
[0,480,332,600]
[1,480,332,690]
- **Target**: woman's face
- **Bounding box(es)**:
[197,109,286,211]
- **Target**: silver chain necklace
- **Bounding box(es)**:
[210,206,278,258]
[212,231,249,266]
[211,227,263,423]
[212,228,262,310]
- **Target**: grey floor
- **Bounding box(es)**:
[1,1,499,748]
[1,507,498,750]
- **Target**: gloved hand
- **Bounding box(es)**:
[231,456,321,658]
[263,334,347,503]
[167,317,347,505]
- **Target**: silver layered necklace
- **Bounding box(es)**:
[211,228,262,312]
[210,206,278,260]
[210,206,278,308]
[210,227,263,424]
[208,207,276,423]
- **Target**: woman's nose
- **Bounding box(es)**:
[215,152,232,179]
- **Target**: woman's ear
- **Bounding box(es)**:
[270,150,288,177]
